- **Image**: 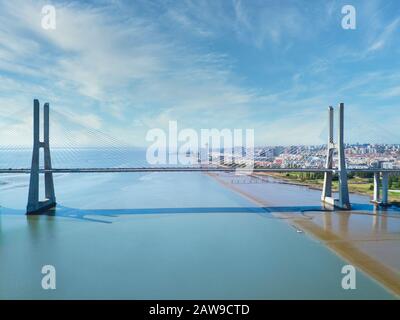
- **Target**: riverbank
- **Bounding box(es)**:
[255,172,400,204]
[208,172,400,298]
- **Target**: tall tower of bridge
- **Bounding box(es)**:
[26,99,56,214]
[321,103,351,210]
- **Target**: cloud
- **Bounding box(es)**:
[0,0,267,146]
[0,0,399,148]
[232,0,310,48]
[382,86,400,97]
[1,0,167,100]
[367,17,400,53]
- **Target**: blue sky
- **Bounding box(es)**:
[0,0,400,146]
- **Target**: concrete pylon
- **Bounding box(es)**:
[321,103,351,209]
[337,103,351,209]
[26,99,56,215]
[321,106,334,202]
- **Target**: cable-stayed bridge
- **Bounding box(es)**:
[0,99,399,214]
[1,168,397,174]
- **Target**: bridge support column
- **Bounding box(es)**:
[26,99,56,215]
[321,103,351,210]
[372,172,380,203]
[381,172,389,206]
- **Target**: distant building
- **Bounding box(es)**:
[382,162,394,169]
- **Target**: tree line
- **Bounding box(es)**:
[285,172,400,189]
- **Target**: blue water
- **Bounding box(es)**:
[0,150,395,299]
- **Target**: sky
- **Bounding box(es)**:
[0,0,399,147]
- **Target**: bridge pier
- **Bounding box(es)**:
[321,103,351,210]
[382,172,389,205]
[373,172,380,203]
[26,99,56,215]
[371,172,390,206]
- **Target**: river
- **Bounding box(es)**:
[0,150,397,299]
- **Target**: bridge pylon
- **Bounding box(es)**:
[321,103,351,210]
[26,99,56,215]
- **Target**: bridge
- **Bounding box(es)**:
[0,100,399,214]
[1,168,398,174]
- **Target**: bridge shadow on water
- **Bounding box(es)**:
[1,203,399,224]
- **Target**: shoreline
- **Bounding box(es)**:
[207,172,400,298]
[255,172,400,206]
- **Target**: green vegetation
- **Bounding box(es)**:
[389,175,400,189]
[270,172,400,203]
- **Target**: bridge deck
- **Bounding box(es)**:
[0,167,399,174]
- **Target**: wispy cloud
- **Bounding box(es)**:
[367,17,400,52]
[232,0,309,48]
[0,0,399,147]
